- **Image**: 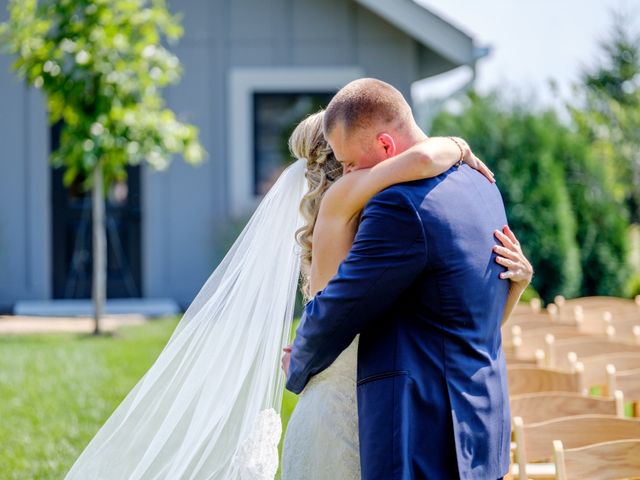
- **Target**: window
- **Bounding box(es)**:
[228,67,364,216]
[253,92,333,195]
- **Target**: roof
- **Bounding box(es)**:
[355,0,487,67]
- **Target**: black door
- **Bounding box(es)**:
[51,124,143,299]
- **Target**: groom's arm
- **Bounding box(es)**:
[286,187,427,394]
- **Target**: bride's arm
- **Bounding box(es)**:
[308,137,491,296]
[493,226,534,325]
[320,137,493,224]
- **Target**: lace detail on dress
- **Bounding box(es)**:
[281,337,360,479]
[233,408,282,480]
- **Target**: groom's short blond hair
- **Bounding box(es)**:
[323,78,412,136]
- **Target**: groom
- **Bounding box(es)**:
[285,78,510,479]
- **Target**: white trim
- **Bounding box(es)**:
[227,67,364,216]
[355,0,478,66]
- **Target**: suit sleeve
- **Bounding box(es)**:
[286,187,427,394]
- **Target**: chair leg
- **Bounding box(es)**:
[553,440,567,480]
[614,390,625,418]
[513,417,527,480]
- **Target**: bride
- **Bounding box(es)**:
[65,110,529,479]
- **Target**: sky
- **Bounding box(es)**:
[413,0,640,106]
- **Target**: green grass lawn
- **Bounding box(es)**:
[0,318,299,479]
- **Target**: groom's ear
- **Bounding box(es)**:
[377,133,396,158]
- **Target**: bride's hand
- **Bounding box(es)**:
[281,345,292,377]
[493,225,533,285]
[449,137,495,183]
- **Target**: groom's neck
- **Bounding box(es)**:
[402,125,429,150]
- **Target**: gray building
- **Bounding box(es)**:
[0,0,483,313]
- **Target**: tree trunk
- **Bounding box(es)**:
[92,165,106,335]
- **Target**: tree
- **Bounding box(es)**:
[0,0,205,334]
[571,11,640,223]
[560,125,630,297]
[431,93,583,303]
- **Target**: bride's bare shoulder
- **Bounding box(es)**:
[318,173,364,221]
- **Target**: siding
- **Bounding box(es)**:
[0,26,50,307]
[0,0,453,307]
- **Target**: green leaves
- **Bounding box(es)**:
[0,0,205,188]
[574,12,640,224]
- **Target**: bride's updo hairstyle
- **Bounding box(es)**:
[289,111,342,300]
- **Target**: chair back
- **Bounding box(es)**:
[510,392,624,424]
[608,366,640,403]
[508,365,583,396]
[513,414,640,464]
[579,352,640,391]
[546,337,640,370]
[513,327,586,360]
[554,439,640,480]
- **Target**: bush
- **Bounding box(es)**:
[519,284,541,304]
[560,130,630,296]
[626,273,640,299]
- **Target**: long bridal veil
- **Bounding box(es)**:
[66,159,308,480]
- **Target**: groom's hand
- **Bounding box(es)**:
[281,345,292,377]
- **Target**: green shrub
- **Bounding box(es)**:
[626,273,640,299]
[519,284,541,303]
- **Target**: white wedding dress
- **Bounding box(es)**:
[281,337,360,479]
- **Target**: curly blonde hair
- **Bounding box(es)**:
[289,111,343,300]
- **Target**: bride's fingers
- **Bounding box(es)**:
[503,225,519,246]
[499,270,514,280]
[477,158,495,183]
[476,156,494,176]
[495,256,516,268]
[494,229,517,251]
[464,153,495,183]
[493,245,518,259]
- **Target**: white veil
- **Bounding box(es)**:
[65,159,308,480]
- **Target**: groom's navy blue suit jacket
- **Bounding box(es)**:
[286,164,511,480]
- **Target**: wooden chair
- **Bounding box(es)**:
[544,336,640,370]
[546,303,578,323]
[554,296,639,328]
[508,365,583,396]
[504,350,540,367]
[512,414,640,480]
[607,366,640,416]
[579,352,640,394]
[555,295,640,311]
[553,439,640,479]
[605,321,640,344]
[513,299,543,315]
[577,309,640,336]
[510,392,624,424]
[605,310,640,323]
[503,318,578,345]
[503,321,545,345]
[511,327,587,361]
